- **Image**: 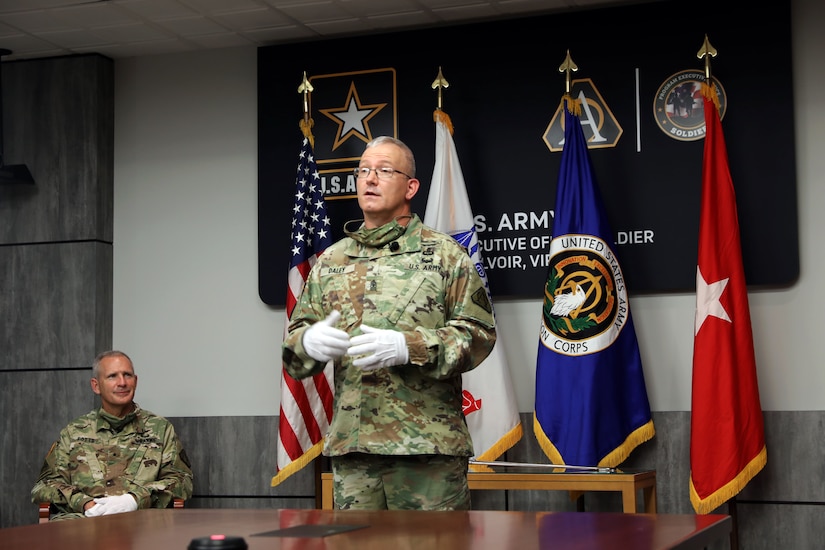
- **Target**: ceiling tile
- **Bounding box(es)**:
[115,0,199,19]
[0,0,645,61]
[210,8,295,30]
[152,16,228,37]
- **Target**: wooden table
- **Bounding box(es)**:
[321,467,657,513]
[3,508,730,550]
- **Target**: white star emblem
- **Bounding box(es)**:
[695,266,731,335]
[319,82,386,149]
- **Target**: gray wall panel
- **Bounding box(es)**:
[738,503,824,550]
[621,411,694,514]
[740,411,825,502]
[171,416,316,499]
[1,370,94,527]
[0,54,113,244]
[0,242,112,371]
[0,53,114,529]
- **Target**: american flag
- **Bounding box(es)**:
[272,136,333,486]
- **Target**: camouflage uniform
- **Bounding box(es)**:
[31,404,193,521]
[282,214,496,508]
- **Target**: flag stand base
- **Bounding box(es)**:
[728,496,740,550]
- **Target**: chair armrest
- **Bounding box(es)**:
[38,503,51,524]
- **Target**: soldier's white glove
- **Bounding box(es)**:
[84,493,138,516]
[302,310,350,363]
[347,325,409,371]
[84,501,105,517]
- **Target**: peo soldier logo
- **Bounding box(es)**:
[653,70,726,142]
[539,234,628,356]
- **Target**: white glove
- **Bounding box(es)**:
[347,324,409,371]
[84,493,138,516]
[302,310,350,362]
[83,501,105,517]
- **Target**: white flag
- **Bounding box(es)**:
[424,109,523,465]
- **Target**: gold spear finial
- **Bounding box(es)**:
[431,66,454,133]
[696,34,717,82]
[696,35,720,111]
[297,71,315,146]
[558,50,581,115]
[297,71,314,122]
[558,50,578,95]
[431,66,450,111]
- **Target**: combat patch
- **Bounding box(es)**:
[471,287,492,314]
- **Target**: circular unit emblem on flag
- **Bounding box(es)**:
[539,235,627,356]
[653,70,726,142]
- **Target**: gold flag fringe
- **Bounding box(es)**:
[469,423,525,472]
[690,444,767,514]
[299,117,315,149]
[270,439,324,487]
[560,94,582,116]
[533,414,655,470]
[701,82,721,114]
[433,109,454,136]
[533,414,571,472]
[598,420,655,468]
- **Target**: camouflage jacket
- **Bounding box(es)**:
[31,404,193,520]
[282,214,496,457]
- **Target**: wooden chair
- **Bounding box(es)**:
[39,498,184,523]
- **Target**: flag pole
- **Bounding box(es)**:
[558,49,580,115]
[431,65,449,111]
[296,70,325,505]
[695,36,739,550]
[534,48,655,496]
[426,66,524,471]
[298,70,315,146]
[697,34,720,109]
[431,66,454,134]
[273,70,332,494]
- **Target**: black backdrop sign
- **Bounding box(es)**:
[258,1,797,307]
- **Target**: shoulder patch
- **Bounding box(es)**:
[471,287,492,314]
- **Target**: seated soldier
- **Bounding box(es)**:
[31,350,193,520]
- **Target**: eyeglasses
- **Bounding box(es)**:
[353,166,413,180]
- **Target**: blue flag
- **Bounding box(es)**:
[534,99,654,468]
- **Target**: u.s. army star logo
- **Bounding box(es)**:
[539,234,628,356]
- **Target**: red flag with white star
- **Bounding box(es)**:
[690,85,767,514]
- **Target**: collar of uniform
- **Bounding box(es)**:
[95,403,142,433]
[343,214,423,257]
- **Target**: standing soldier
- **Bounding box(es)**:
[282,136,496,510]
